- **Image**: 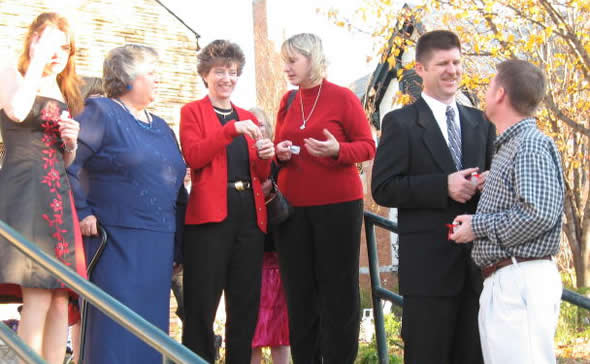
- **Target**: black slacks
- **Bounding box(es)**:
[183,188,264,364]
[277,199,363,364]
[402,287,483,364]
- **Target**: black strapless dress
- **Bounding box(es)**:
[0,96,86,302]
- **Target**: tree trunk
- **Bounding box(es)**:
[579,214,590,291]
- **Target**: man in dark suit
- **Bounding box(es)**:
[371,30,495,364]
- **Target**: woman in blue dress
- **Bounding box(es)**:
[67,44,187,364]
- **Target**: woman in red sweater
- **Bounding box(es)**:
[274,33,376,364]
[179,40,274,363]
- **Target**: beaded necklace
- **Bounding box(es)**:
[115,98,152,129]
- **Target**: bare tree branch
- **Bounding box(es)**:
[544,93,590,138]
[538,0,590,82]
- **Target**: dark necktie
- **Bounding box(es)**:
[446,106,462,170]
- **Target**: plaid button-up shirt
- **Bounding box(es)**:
[471,118,564,267]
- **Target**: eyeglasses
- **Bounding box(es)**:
[213,69,238,79]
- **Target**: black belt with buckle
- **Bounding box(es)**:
[228,180,251,191]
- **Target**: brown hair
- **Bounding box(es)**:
[415,30,461,64]
[495,60,546,116]
[197,40,245,87]
[80,76,104,99]
[18,13,83,115]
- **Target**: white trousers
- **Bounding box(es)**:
[478,258,562,364]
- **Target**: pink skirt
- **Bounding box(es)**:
[252,252,290,347]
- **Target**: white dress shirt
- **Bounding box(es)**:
[421,92,461,146]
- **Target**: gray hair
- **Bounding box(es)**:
[102,44,158,98]
[281,33,327,84]
[249,107,273,139]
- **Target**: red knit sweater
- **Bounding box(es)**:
[275,79,375,206]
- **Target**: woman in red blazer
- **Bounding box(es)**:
[179,40,274,363]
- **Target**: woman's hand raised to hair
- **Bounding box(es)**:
[29,26,66,65]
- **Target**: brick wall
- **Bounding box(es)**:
[0,0,204,129]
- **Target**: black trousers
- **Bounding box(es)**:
[277,199,363,364]
[182,188,264,364]
[402,287,483,364]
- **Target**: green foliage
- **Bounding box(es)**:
[356,313,404,363]
[556,300,590,344]
[357,341,403,364]
[360,287,374,309]
[357,341,380,364]
[555,271,590,345]
[383,313,403,350]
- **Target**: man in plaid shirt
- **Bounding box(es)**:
[450,60,564,364]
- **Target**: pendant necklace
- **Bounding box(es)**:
[299,81,322,130]
[214,106,234,120]
[115,98,152,129]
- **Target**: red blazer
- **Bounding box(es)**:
[180,96,271,232]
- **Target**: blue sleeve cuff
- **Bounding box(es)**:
[76,206,94,222]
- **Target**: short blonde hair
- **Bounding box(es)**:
[103,44,158,98]
[281,33,327,84]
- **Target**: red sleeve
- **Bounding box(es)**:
[335,89,376,165]
[274,92,291,144]
[179,103,239,169]
[252,151,271,181]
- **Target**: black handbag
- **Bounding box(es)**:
[265,180,293,225]
[264,91,297,225]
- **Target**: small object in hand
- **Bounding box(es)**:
[468,172,480,186]
[255,139,265,149]
[60,110,70,119]
[289,145,301,155]
[446,222,460,240]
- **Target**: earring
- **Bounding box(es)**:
[126,84,132,90]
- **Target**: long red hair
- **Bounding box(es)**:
[17,12,83,116]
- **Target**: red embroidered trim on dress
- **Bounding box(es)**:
[39,101,71,269]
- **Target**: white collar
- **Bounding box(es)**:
[421,92,458,119]
[421,92,461,144]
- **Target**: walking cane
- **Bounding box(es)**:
[78,224,108,363]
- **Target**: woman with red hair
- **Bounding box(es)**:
[0,12,86,364]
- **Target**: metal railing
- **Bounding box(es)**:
[0,219,206,364]
[363,210,590,364]
[0,321,45,364]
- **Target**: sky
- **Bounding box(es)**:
[13,0,412,107]
[266,0,377,87]
[160,0,379,106]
